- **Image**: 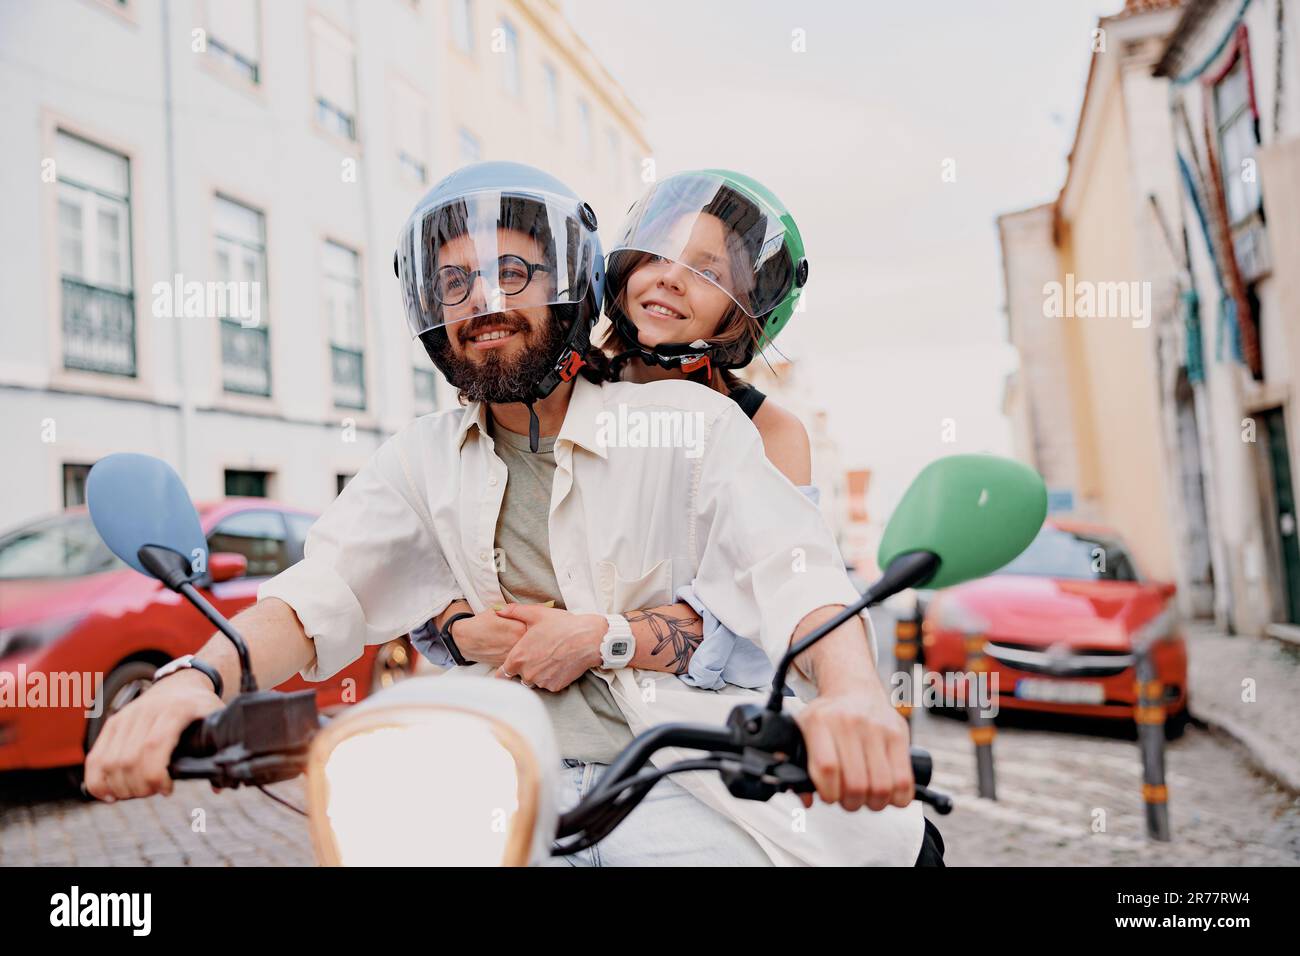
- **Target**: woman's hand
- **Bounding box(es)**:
[450,609,527,667]
[494,604,605,692]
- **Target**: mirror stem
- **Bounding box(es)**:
[766,551,940,713]
[177,581,259,694]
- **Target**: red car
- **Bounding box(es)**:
[0,501,413,773]
[921,519,1189,736]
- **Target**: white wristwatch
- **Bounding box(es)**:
[599,614,635,670]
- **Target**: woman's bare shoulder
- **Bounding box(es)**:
[752,399,811,486]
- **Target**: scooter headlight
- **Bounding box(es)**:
[305,676,559,866]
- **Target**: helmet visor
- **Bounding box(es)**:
[397,188,597,336]
[607,174,794,319]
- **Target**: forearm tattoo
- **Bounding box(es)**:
[625,608,703,676]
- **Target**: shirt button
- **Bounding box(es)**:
[488,475,498,487]
[479,551,489,563]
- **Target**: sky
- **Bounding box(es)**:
[566,0,1127,513]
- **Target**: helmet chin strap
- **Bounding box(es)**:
[526,400,541,453]
[610,346,713,386]
[521,341,588,452]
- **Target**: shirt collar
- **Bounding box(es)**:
[556,375,609,459]
[454,376,609,459]
[455,399,489,450]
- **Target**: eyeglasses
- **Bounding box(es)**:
[432,254,553,307]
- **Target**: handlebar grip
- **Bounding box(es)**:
[910,747,933,787]
[174,716,212,756]
[168,713,220,779]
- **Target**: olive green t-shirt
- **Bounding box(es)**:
[489,418,633,764]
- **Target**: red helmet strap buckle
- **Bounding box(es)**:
[558,349,586,382]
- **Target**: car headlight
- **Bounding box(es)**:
[931,599,990,635]
[305,676,559,867]
[0,614,86,661]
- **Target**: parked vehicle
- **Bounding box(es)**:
[0,502,413,773]
[922,519,1189,737]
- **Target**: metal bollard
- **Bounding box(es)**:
[894,610,920,726]
[1134,643,1171,841]
[964,633,997,800]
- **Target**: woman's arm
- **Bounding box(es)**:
[623,603,703,674]
[752,399,812,486]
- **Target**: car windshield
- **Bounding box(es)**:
[0,514,124,579]
[996,526,1140,582]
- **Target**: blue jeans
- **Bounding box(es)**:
[542,759,773,867]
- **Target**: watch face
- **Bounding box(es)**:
[610,640,630,657]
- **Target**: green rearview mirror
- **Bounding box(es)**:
[877,455,1047,590]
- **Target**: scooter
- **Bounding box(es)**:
[85,452,1046,865]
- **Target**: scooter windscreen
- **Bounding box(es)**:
[606,173,795,320]
[396,188,598,337]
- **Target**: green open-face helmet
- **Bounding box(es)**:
[604,169,808,378]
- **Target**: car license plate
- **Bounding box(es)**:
[1015,678,1105,705]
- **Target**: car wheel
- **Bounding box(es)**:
[84,660,158,755]
[1164,701,1190,740]
[370,638,413,694]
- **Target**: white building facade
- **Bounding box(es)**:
[0,0,649,530]
[1156,0,1300,634]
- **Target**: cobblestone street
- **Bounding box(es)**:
[0,773,314,866]
[912,708,1300,866]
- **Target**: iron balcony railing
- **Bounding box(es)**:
[62,277,136,377]
[221,319,271,396]
[331,345,365,410]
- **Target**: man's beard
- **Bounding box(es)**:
[436,311,566,404]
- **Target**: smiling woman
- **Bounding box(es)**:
[601,170,803,390]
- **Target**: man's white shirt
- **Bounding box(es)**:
[260,375,923,865]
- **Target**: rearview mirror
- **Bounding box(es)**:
[877,454,1047,590]
[86,453,207,585]
[209,552,248,583]
[768,454,1048,711]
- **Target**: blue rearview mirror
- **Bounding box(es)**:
[86,453,207,581]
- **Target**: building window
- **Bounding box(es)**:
[204,0,261,84]
[451,0,474,54]
[577,99,592,161]
[323,240,365,410]
[414,367,438,416]
[542,62,560,128]
[499,18,520,96]
[336,473,353,496]
[312,18,357,141]
[214,195,270,396]
[459,128,481,163]
[1214,56,1261,226]
[56,130,135,377]
[62,463,93,508]
[393,82,429,185]
[223,469,270,498]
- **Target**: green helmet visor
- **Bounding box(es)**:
[607,174,794,320]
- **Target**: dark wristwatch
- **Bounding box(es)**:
[440,612,476,666]
[153,654,224,699]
